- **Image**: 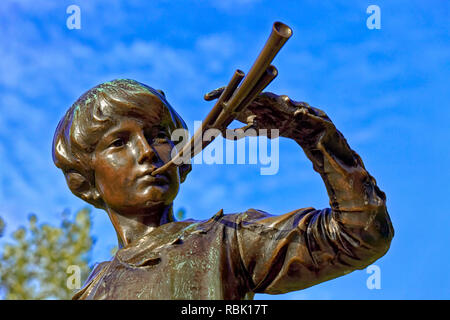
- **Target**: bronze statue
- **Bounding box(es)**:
[52,22,394,300]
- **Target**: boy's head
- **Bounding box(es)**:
[52,79,191,210]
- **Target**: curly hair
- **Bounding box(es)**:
[52,79,191,208]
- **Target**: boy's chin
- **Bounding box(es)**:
[142,198,171,208]
[139,183,178,199]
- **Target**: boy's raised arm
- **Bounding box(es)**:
[233,93,394,294]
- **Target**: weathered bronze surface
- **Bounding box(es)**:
[52,23,394,300]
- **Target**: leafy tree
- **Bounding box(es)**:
[0,208,94,300]
[0,206,186,299]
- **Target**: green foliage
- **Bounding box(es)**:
[0,208,94,300]
[0,216,5,238]
[175,207,186,220]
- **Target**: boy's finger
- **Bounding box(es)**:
[204,86,226,101]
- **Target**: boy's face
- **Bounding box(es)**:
[91,114,180,214]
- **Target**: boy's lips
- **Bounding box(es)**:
[136,169,170,185]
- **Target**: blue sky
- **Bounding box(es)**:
[0,0,449,299]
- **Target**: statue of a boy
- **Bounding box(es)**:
[52,79,394,299]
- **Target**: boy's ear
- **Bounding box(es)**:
[65,171,103,208]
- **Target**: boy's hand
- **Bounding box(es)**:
[204,87,335,142]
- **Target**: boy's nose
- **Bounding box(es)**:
[136,133,156,164]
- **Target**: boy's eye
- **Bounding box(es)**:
[109,138,125,148]
[153,137,168,144]
[152,132,169,144]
